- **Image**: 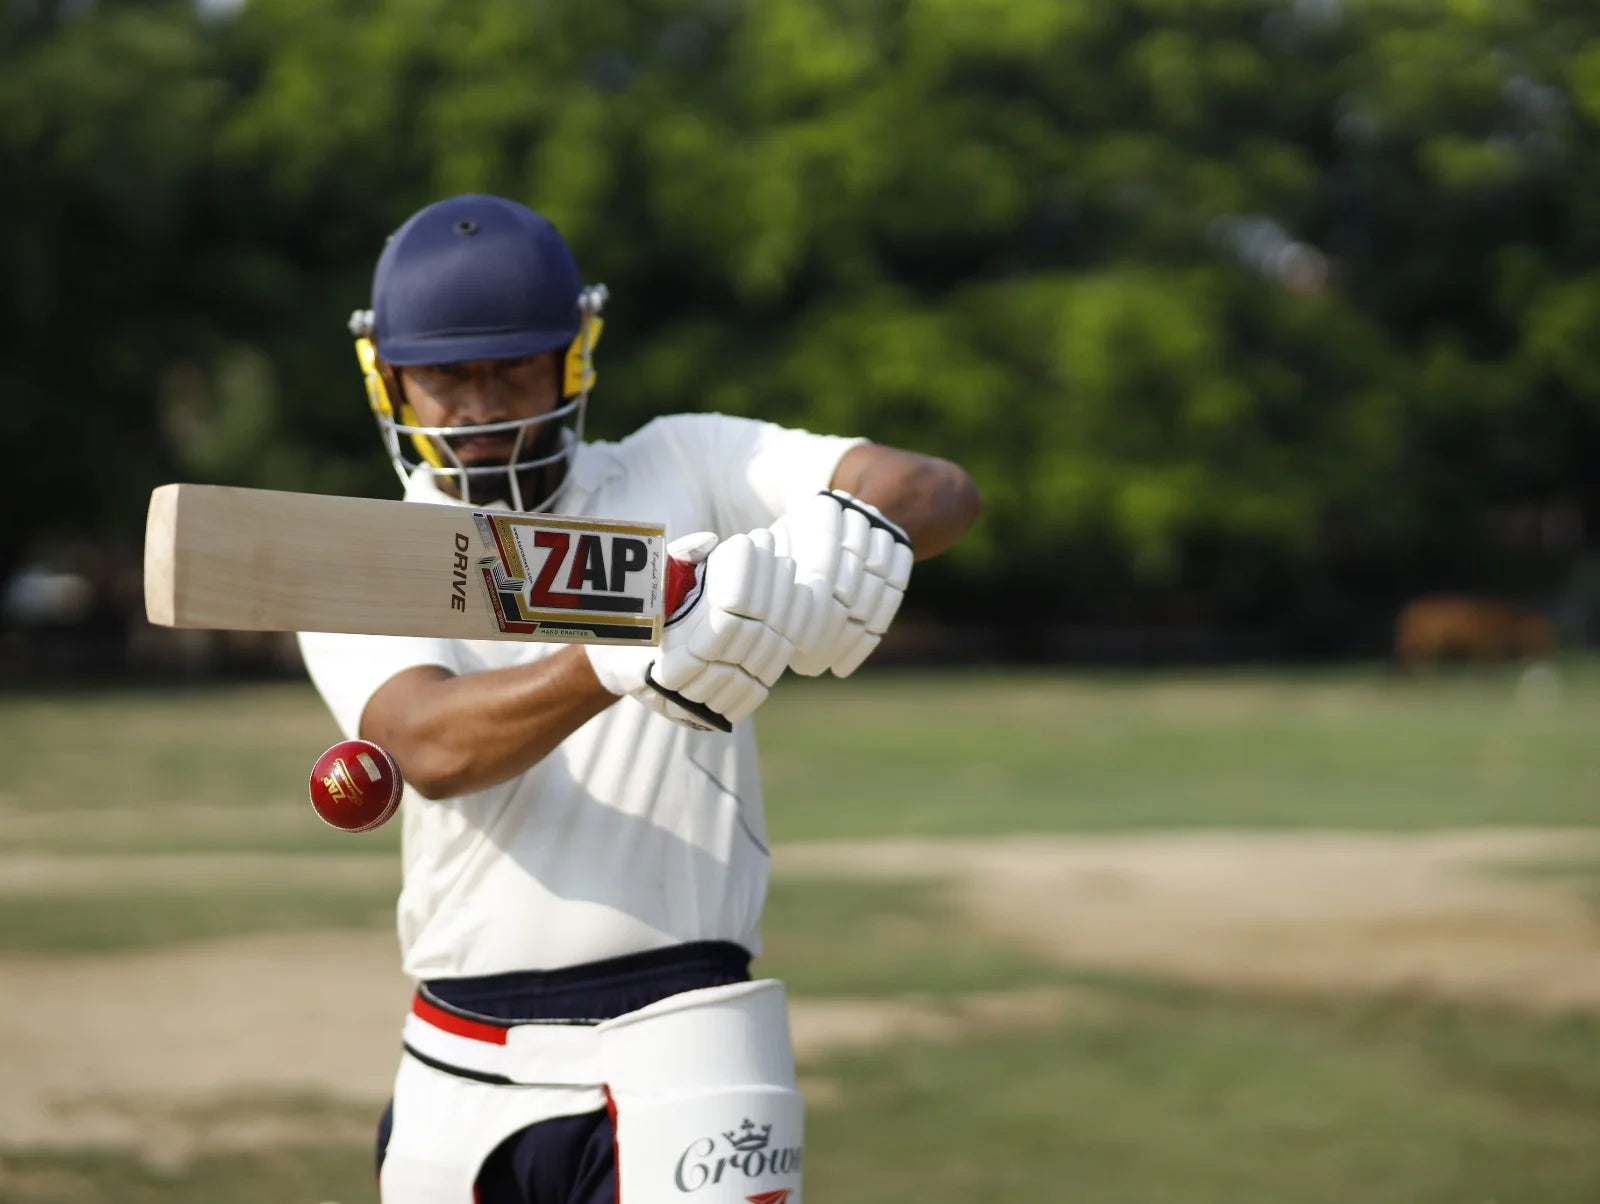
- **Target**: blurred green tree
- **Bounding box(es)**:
[4,0,1597,651]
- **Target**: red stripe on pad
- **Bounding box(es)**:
[605,1085,622,1204]
[411,994,509,1045]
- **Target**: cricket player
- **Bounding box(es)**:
[297,194,980,1203]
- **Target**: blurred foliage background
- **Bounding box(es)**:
[4,0,1600,658]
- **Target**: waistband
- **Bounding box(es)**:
[402,976,789,1089]
[421,940,752,1023]
[404,993,600,1086]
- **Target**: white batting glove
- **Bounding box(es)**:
[768,490,914,678]
[587,531,810,732]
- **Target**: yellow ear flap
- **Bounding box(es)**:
[355,338,393,418]
[400,401,445,468]
[356,337,443,468]
[563,314,603,397]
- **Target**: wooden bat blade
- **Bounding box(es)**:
[143,484,667,646]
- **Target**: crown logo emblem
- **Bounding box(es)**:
[723,1118,771,1153]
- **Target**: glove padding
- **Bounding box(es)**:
[587,530,809,732]
[768,490,914,678]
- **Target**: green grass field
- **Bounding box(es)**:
[1,665,1598,1203]
[5,660,1597,850]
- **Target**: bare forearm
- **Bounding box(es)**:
[831,444,982,560]
[361,646,614,799]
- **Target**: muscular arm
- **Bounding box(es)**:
[829,443,981,561]
[360,646,614,800]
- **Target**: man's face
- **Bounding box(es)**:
[396,353,560,456]
[389,352,564,502]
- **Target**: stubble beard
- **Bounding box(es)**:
[441,422,566,511]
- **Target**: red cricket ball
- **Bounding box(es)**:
[308,738,404,834]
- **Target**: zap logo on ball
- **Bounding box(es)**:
[309,739,403,834]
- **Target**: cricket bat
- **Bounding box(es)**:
[144,484,669,645]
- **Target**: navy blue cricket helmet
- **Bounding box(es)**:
[350,195,607,509]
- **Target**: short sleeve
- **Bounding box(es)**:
[296,630,459,741]
[643,414,865,534]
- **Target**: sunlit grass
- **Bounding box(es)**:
[804,990,1600,1204]
[3,664,1597,854]
[758,661,1600,838]
[756,875,1063,997]
[0,878,396,953]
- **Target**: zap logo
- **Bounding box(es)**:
[318,755,369,806]
[471,512,663,643]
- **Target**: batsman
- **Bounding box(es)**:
[297,194,980,1203]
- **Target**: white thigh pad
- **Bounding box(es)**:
[390,981,804,1203]
[601,980,804,1203]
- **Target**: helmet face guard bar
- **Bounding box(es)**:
[353,284,607,512]
[380,401,580,511]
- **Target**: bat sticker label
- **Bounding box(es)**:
[470,513,665,643]
[450,532,470,612]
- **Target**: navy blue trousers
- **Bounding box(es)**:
[377,941,752,1204]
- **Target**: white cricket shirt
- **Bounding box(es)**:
[298,413,862,982]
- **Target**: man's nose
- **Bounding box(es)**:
[449,373,511,426]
